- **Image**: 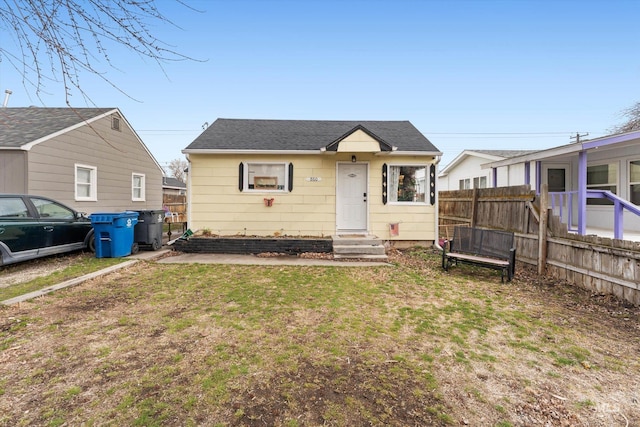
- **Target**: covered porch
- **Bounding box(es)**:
[484,130,640,241]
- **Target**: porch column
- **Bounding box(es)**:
[578,150,587,235]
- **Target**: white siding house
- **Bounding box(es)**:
[438,150,537,191]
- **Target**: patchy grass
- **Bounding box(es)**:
[0,252,124,301]
[0,248,639,426]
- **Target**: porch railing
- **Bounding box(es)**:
[549,190,640,240]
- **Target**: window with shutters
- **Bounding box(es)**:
[243,162,288,192]
[388,165,427,204]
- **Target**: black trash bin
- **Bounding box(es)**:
[133,209,165,250]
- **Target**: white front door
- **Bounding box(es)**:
[336,163,368,232]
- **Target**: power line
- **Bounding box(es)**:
[427,131,577,135]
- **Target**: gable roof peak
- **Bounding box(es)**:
[324,123,394,152]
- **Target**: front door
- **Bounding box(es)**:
[336,163,368,232]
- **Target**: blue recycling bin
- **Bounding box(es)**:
[89,211,139,258]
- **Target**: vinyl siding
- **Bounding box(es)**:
[0,151,28,193]
[26,113,162,213]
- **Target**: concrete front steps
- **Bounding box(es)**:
[332,235,388,261]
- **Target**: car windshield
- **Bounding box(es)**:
[31,198,75,219]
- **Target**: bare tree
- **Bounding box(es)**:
[611,101,640,134]
[167,158,188,182]
[0,0,199,104]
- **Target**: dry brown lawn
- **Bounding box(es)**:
[1,248,639,426]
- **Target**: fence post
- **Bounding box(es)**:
[538,184,548,274]
[470,188,479,227]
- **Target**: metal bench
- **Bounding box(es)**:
[442,226,516,282]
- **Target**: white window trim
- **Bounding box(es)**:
[473,175,487,189]
[243,161,288,193]
[132,173,146,201]
[387,164,429,205]
[75,164,97,201]
[459,178,471,190]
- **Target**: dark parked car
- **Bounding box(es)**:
[0,194,94,266]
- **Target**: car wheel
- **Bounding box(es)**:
[151,239,161,251]
[131,242,139,255]
[88,231,96,253]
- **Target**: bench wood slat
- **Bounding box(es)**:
[446,252,510,267]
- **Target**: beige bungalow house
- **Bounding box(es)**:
[182,119,442,246]
[0,107,163,213]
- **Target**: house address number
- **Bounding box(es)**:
[305,177,322,182]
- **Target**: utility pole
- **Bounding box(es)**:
[570,132,589,143]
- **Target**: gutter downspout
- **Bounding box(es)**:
[185,154,191,231]
[433,155,443,251]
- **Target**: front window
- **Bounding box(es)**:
[132,173,146,201]
[587,162,618,206]
[75,164,97,201]
[473,176,487,189]
[245,163,287,191]
[459,178,470,190]
[389,165,427,203]
[630,160,640,205]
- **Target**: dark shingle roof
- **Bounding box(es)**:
[184,119,440,153]
[162,177,186,189]
[0,107,115,148]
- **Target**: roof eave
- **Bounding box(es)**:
[183,149,325,155]
[183,148,441,157]
[0,146,27,150]
[483,130,640,169]
[375,151,442,157]
[482,144,582,169]
[439,150,507,175]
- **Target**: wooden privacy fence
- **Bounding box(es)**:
[439,185,640,306]
[162,194,187,222]
[439,185,538,239]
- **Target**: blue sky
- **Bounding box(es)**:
[1,0,639,169]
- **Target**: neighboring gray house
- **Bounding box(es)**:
[0,107,163,213]
[162,176,186,196]
[438,149,538,191]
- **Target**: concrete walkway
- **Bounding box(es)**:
[158,252,390,267]
[1,249,389,306]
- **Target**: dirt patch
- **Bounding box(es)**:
[231,357,448,426]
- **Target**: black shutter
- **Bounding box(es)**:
[430,164,436,205]
[382,163,388,205]
[288,163,294,192]
[238,162,244,192]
